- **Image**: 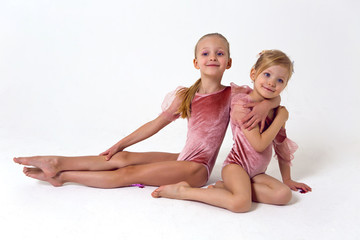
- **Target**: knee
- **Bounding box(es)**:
[112,151,129,161]
[227,196,252,213]
[273,186,292,205]
[110,151,132,168]
[104,166,137,188]
[186,164,208,187]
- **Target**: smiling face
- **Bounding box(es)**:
[251,65,289,100]
[193,35,232,78]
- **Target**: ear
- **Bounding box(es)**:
[226,58,232,69]
[250,67,256,81]
[193,58,200,69]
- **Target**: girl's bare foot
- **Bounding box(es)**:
[151,181,190,199]
[23,167,63,187]
[14,156,59,177]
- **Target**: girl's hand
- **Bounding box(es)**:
[241,102,268,132]
[284,179,312,194]
[100,143,123,161]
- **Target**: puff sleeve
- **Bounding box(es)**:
[160,86,183,122]
[273,128,298,166]
[229,83,253,128]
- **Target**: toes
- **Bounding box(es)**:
[14,157,24,165]
[151,187,163,198]
[23,167,41,177]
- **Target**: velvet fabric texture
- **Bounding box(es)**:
[223,83,298,178]
[161,86,231,180]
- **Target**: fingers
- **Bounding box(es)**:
[105,152,113,161]
[241,112,253,126]
[295,183,312,194]
[243,102,257,108]
[242,118,253,129]
[243,118,260,131]
[99,151,108,156]
[301,184,312,193]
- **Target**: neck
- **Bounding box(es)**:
[249,86,266,102]
[197,74,224,94]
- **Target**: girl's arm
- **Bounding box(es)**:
[242,96,281,132]
[242,106,288,152]
[101,88,181,160]
[100,115,172,160]
[278,160,312,193]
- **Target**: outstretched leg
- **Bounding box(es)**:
[152,164,252,213]
[251,173,292,205]
[14,152,179,177]
[47,160,208,188]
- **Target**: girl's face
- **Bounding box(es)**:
[193,36,232,78]
[251,65,289,100]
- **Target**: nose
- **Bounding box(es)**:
[268,78,276,86]
[209,53,218,61]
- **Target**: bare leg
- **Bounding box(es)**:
[152,164,252,213]
[54,160,208,188]
[14,152,179,177]
[251,173,292,205]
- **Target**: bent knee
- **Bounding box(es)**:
[186,164,208,187]
[228,196,252,213]
[273,186,292,205]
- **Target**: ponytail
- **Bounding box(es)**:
[176,78,201,118]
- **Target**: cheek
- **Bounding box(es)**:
[276,85,285,92]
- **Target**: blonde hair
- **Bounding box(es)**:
[176,33,230,119]
[253,50,294,81]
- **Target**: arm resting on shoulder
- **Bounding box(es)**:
[242,96,281,132]
[242,106,288,152]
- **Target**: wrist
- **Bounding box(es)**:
[282,177,291,182]
[116,141,126,151]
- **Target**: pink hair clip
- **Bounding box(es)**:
[129,184,145,188]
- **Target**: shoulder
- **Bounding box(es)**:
[230,83,252,105]
[230,82,252,95]
[161,86,184,111]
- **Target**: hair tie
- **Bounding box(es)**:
[257,50,267,58]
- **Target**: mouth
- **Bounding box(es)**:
[206,64,220,67]
[262,86,275,92]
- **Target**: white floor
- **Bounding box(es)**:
[1,1,360,240]
[2,139,359,240]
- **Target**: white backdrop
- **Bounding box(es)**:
[1,1,359,240]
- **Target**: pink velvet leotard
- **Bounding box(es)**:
[223,83,298,178]
[161,86,231,180]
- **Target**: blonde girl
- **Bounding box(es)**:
[14,34,277,189]
[152,50,311,212]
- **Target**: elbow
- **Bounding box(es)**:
[253,144,267,153]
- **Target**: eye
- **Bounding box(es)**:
[264,72,270,77]
[277,79,284,84]
[202,52,209,56]
[217,52,224,56]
